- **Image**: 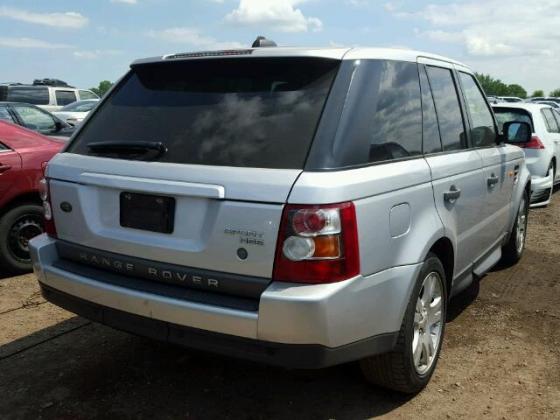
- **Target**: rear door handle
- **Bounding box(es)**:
[0,164,11,173]
[487,174,499,187]
[444,186,461,203]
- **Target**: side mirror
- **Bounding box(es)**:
[502,121,532,144]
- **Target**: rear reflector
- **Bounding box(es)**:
[40,168,57,238]
[273,202,360,284]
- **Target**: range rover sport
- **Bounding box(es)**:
[30,46,532,393]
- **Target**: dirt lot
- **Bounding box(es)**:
[1,194,559,420]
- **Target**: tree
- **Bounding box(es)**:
[474,73,527,98]
[549,89,560,97]
[531,90,545,98]
[507,84,527,99]
[90,80,113,97]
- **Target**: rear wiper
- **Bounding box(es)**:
[87,141,167,160]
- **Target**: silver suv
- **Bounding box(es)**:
[30,46,532,393]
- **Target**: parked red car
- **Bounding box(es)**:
[0,121,63,274]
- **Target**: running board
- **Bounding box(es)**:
[473,246,501,277]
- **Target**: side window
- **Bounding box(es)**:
[7,86,49,105]
[55,90,77,106]
[419,66,442,154]
[459,72,496,147]
[541,108,560,133]
[79,90,98,100]
[368,61,422,163]
[426,66,467,151]
[0,142,9,151]
[0,107,14,123]
[13,105,57,132]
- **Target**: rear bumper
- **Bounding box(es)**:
[40,283,397,369]
[30,234,420,368]
[530,173,553,207]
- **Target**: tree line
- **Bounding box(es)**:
[474,73,560,99]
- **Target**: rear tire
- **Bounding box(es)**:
[360,253,447,394]
[501,189,529,265]
[0,204,44,275]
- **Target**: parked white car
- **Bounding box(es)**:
[493,103,560,206]
[0,83,99,112]
[52,99,99,126]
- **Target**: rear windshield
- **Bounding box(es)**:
[493,107,534,132]
[66,58,339,169]
[6,86,50,105]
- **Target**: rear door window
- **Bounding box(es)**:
[79,90,98,100]
[426,66,467,151]
[67,58,339,169]
[541,108,560,133]
[12,105,57,132]
[459,72,496,147]
[55,90,77,106]
[366,61,422,163]
[7,86,49,105]
[493,108,534,132]
[0,107,15,123]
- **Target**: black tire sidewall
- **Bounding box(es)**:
[0,204,44,274]
[401,254,448,388]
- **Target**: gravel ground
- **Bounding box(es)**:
[0,192,559,419]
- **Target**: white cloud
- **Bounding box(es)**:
[73,49,122,59]
[0,37,72,49]
[148,27,244,50]
[111,0,138,4]
[225,0,322,32]
[389,1,560,91]
[0,6,88,29]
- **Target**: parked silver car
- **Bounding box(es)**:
[52,99,99,126]
[30,46,531,394]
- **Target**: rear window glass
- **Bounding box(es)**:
[7,86,49,105]
[67,58,339,169]
[493,108,534,132]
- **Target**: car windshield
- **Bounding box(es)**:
[66,57,340,169]
[61,100,97,112]
[493,108,534,132]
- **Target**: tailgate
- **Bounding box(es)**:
[47,154,300,278]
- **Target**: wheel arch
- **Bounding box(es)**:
[425,236,454,298]
[0,191,42,218]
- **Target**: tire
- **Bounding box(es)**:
[360,253,447,394]
[501,189,529,265]
[0,204,44,275]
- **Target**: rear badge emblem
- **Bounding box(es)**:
[237,248,248,260]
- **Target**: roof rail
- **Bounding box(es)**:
[32,78,75,88]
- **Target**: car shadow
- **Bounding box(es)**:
[0,317,417,419]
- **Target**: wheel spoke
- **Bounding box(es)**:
[413,333,422,367]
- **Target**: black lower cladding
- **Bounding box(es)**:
[40,284,398,369]
[55,240,270,299]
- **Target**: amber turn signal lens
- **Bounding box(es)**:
[312,235,340,258]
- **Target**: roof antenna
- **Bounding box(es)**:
[252,36,277,48]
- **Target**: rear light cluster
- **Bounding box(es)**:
[519,135,545,149]
[39,169,57,238]
[273,202,360,284]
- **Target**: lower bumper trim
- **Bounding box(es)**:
[41,283,398,369]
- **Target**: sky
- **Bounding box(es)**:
[0,0,559,94]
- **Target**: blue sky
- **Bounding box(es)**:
[0,0,559,93]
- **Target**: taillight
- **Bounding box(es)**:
[519,135,545,149]
[39,171,57,238]
[273,202,360,284]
